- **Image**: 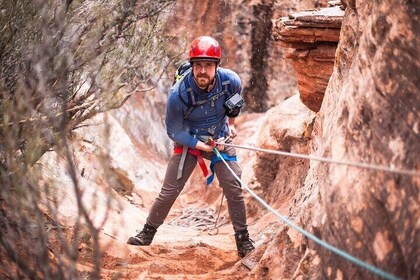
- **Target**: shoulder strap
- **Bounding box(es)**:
[183,87,196,118]
[177,69,192,107]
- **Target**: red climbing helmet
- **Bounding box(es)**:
[189,36,221,63]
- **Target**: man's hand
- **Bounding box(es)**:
[228,124,237,138]
[195,140,225,152]
[195,141,213,152]
[215,137,227,152]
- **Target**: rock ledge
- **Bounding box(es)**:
[273,3,344,112]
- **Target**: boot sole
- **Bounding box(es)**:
[127,237,151,246]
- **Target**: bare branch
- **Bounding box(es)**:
[0,0,176,277]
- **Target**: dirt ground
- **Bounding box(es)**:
[87,220,249,279]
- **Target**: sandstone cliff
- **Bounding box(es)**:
[254,0,419,279]
[304,0,419,278]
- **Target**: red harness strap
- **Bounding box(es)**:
[174,147,209,177]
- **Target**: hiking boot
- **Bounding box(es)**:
[127,223,157,246]
[235,229,255,257]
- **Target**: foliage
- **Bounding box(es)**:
[0,0,175,278]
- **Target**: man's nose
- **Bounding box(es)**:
[199,67,206,73]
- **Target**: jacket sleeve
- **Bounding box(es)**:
[165,89,199,148]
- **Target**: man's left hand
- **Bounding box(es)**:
[228,124,237,138]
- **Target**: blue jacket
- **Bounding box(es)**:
[166,67,242,148]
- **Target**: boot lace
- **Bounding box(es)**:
[239,236,255,250]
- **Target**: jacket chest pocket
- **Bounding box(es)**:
[188,103,217,120]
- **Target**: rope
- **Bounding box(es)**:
[215,142,419,177]
[208,195,224,236]
[213,148,401,280]
[167,204,228,234]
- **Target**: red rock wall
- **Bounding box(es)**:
[250,0,419,279]
[300,0,420,278]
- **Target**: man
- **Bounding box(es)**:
[127,36,255,258]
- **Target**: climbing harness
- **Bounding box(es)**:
[174,137,238,184]
[174,146,209,180]
[214,142,420,177]
[212,147,402,280]
[206,152,237,185]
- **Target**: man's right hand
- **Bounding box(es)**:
[195,141,213,152]
[195,141,224,152]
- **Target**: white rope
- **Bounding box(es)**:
[215,142,420,177]
[213,148,401,280]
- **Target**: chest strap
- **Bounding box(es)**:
[183,81,231,119]
[174,146,209,180]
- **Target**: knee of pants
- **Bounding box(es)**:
[215,161,242,182]
[160,181,185,198]
[223,185,244,202]
[215,162,243,197]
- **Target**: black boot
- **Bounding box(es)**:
[235,229,255,257]
[127,223,157,246]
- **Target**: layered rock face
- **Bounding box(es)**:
[299,0,419,278]
[273,2,345,111]
[253,94,315,205]
[252,0,419,279]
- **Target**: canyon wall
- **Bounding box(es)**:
[256,0,419,279]
[305,0,419,278]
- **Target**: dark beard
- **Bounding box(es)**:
[196,75,212,89]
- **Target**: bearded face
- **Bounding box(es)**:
[192,60,217,89]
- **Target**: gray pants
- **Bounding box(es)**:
[146,144,248,232]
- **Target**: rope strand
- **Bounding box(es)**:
[213,148,401,280]
[215,142,419,177]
